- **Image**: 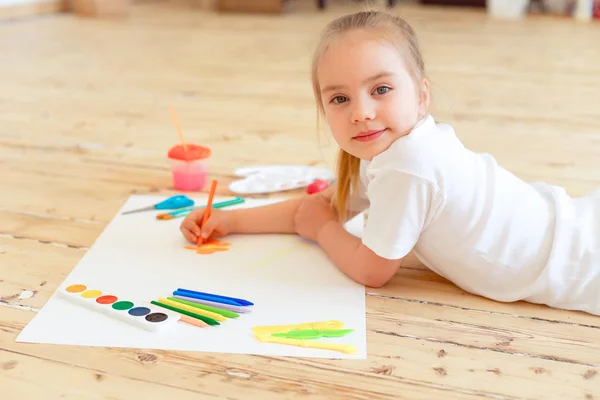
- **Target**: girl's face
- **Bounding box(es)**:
[317,29,429,161]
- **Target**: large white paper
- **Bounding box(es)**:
[17,195,367,359]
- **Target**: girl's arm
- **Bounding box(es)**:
[316,221,404,287]
[228,196,303,234]
[229,182,338,234]
[182,183,339,242]
[293,190,403,287]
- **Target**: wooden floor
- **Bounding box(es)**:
[2,1,600,398]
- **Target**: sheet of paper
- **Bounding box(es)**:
[16,195,368,359]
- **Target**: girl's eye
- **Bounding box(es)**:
[331,96,348,104]
[374,86,390,95]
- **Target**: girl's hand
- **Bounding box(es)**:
[180,208,232,243]
[294,193,338,241]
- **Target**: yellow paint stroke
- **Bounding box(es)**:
[248,237,313,270]
[248,248,296,270]
[184,238,232,255]
[253,320,356,354]
[252,320,345,335]
[254,333,357,354]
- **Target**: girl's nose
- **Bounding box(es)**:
[351,98,375,123]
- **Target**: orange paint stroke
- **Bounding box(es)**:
[184,237,232,255]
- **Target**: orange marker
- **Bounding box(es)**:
[180,315,208,328]
[197,179,218,246]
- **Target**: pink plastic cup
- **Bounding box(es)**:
[167,144,211,191]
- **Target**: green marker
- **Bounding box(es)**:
[167,296,239,318]
[151,300,220,326]
[272,329,354,340]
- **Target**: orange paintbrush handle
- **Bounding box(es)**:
[197,179,218,246]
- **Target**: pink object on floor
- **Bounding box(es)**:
[307,179,329,194]
[168,144,211,191]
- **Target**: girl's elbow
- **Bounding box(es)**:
[361,272,393,288]
[357,259,402,287]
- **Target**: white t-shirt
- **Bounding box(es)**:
[350,115,600,315]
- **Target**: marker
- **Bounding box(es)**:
[151,300,220,326]
[172,294,252,313]
[179,315,209,328]
[175,288,254,306]
[167,296,240,318]
[157,297,227,322]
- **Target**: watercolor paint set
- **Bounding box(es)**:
[58,284,181,332]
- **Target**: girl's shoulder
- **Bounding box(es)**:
[368,115,462,178]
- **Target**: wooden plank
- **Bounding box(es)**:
[1,350,217,400]
[70,0,131,17]
[376,268,600,329]
[0,0,65,21]
[217,0,282,13]
[1,307,485,400]
[366,296,600,366]
[0,211,101,249]
[2,300,599,399]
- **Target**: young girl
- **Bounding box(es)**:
[181,10,600,316]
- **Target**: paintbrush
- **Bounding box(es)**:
[197,179,217,246]
[156,197,244,220]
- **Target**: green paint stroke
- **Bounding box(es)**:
[272,329,354,340]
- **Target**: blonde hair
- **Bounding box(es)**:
[311,10,427,221]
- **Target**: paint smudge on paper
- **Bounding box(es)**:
[248,238,312,269]
[185,238,232,255]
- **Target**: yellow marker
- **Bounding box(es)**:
[158,298,227,322]
[252,320,344,335]
[255,333,357,354]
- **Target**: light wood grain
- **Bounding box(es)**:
[0,0,66,21]
[2,306,599,399]
[2,1,600,399]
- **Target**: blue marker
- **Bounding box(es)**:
[174,288,254,307]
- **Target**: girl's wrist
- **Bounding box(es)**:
[227,210,239,234]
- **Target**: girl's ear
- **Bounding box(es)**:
[418,78,430,115]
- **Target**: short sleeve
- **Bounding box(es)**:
[362,169,439,260]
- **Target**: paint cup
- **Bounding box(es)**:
[167,144,211,191]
